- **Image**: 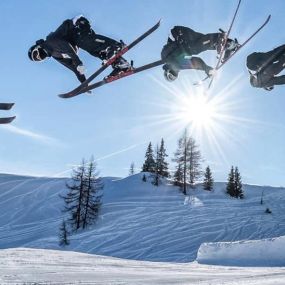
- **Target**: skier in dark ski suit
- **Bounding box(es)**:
[247,44,285,91]
[161,26,239,81]
[28,15,130,83]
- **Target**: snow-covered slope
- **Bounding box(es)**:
[0,173,285,265]
[1,248,285,285]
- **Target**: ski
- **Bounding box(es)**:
[0,116,16,124]
[194,15,271,88]
[208,0,242,89]
[216,15,271,70]
[58,20,161,99]
[0,103,14,110]
[76,60,164,95]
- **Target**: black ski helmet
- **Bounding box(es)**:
[163,65,178,82]
[28,40,48,61]
[74,15,91,31]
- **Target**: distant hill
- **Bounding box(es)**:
[0,172,284,262]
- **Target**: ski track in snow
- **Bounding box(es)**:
[0,173,284,264]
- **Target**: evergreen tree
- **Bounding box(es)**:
[227,166,239,198]
[142,173,147,182]
[172,130,203,194]
[157,138,169,177]
[203,166,214,191]
[226,166,235,197]
[59,220,70,247]
[142,142,156,173]
[173,162,183,188]
[152,144,161,186]
[172,130,189,195]
[129,162,135,176]
[234,167,244,199]
[187,137,203,187]
[81,157,104,229]
[61,159,87,231]
[61,157,104,232]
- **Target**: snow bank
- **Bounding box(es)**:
[197,235,285,266]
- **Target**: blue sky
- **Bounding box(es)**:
[1,0,285,186]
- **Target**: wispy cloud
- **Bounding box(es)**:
[96,143,145,161]
[1,124,62,146]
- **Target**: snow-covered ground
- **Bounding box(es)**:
[0,172,285,283]
[1,248,285,285]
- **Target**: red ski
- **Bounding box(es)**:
[59,20,161,99]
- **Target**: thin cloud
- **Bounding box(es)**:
[1,124,61,145]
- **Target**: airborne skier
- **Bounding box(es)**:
[161,26,239,81]
[247,44,285,91]
[28,15,132,83]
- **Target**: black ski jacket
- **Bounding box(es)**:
[39,17,122,82]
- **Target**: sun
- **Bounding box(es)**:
[178,92,217,129]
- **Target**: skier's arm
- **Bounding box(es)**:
[44,39,86,82]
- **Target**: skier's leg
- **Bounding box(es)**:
[179,56,213,76]
[265,75,285,88]
[199,33,221,51]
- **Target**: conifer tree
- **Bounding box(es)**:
[172,130,203,194]
[187,137,202,187]
[173,163,183,187]
[172,131,189,195]
[129,162,135,176]
[152,144,161,186]
[61,157,104,231]
[59,220,70,247]
[61,159,87,231]
[226,166,236,197]
[157,138,169,177]
[234,167,244,199]
[203,166,214,191]
[81,157,104,229]
[142,142,156,173]
[142,173,147,182]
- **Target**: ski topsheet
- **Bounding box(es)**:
[76,60,164,95]
[0,103,14,110]
[59,20,161,98]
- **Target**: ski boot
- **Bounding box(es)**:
[222,38,240,63]
[99,40,127,63]
[216,31,240,62]
[105,57,133,79]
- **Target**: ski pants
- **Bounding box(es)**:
[247,44,285,88]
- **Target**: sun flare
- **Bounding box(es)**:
[178,93,217,128]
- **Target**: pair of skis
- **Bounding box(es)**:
[194,0,271,88]
[0,103,15,124]
[59,20,163,99]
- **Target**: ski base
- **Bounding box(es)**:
[60,60,164,97]
[0,116,16,124]
[0,103,14,110]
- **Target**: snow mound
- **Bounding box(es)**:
[197,235,285,266]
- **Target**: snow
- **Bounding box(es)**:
[0,248,285,285]
[197,235,285,266]
[0,172,285,283]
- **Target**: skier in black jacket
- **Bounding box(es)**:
[28,15,131,83]
[247,44,285,91]
[161,26,239,81]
